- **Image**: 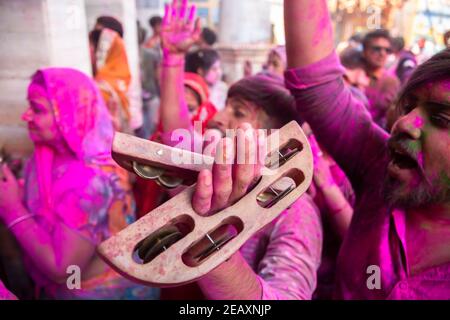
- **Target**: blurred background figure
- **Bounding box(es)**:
[197,27,218,49]
[94,15,124,38]
[89,16,132,133]
[389,36,417,85]
[444,30,450,48]
[144,16,163,51]
[339,47,370,109]
[137,17,163,139]
[264,45,287,78]
[185,49,228,111]
[362,29,400,130]
[136,20,147,47]
[411,36,434,64]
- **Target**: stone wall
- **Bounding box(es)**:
[0,0,91,157]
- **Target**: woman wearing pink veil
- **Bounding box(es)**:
[0,68,158,300]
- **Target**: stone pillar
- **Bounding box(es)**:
[0,0,91,157]
[217,0,273,83]
[85,0,143,130]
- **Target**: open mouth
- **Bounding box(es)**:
[389,148,417,170]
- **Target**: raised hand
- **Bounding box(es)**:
[161,0,202,56]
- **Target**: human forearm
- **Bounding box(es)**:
[284,0,334,69]
[6,204,92,283]
[197,252,262,300]
[160,53,191,137]
[319,185,353,240]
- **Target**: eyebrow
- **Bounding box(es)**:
[425,101,450,111]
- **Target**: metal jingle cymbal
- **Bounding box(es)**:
[266,147,301,169]
[256,176,297,208]
[133,161,165,180]
[142,232,183,263]
[137,225,183,263]
[156,174,184,189]
[192,232,236,263]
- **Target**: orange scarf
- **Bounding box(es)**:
[94,28,132,131]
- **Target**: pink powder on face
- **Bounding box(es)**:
[417,151,425,169]
[414,116,424,128]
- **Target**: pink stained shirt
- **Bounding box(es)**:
[240,194,323,300]
[285,52,450,300]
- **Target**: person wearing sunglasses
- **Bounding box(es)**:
[362,29,400,130]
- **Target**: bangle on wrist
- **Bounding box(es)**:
[7,214,36,230]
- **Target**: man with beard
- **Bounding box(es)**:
[283,0,450,299]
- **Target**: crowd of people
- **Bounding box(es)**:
[0,0,449,300]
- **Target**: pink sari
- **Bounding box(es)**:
[24,68,157,299]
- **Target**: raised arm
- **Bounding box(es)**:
[284,0,389,192]
[159,0,201,142]
[284,0,334,69]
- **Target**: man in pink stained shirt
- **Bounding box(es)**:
[361,29,401,129]
[283,0,450,299]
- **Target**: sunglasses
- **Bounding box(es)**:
[370,45,393,54]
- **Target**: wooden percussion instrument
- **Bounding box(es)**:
[98,121,313,286]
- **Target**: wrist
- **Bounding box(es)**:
[328,202,351,216]
[3,203,29,225]
[316,181,338,192]
[162,51,185,67]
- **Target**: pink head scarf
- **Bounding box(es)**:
[27,68,115,222]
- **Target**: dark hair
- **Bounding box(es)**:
[228,74,300,128]
[397,48,450,112]
[201,27,217,46]
[340,47,365,70]
[391,36,405,53]
[349,33,363,44]
[89,29,102,52]
[444,30,450,46]
[149,16,162,28]
[363,29,392,50]
[185,49,220,74]
[96,16,124,38]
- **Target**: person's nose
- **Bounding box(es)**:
[21,107,33,122]
[391,107,423,140]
